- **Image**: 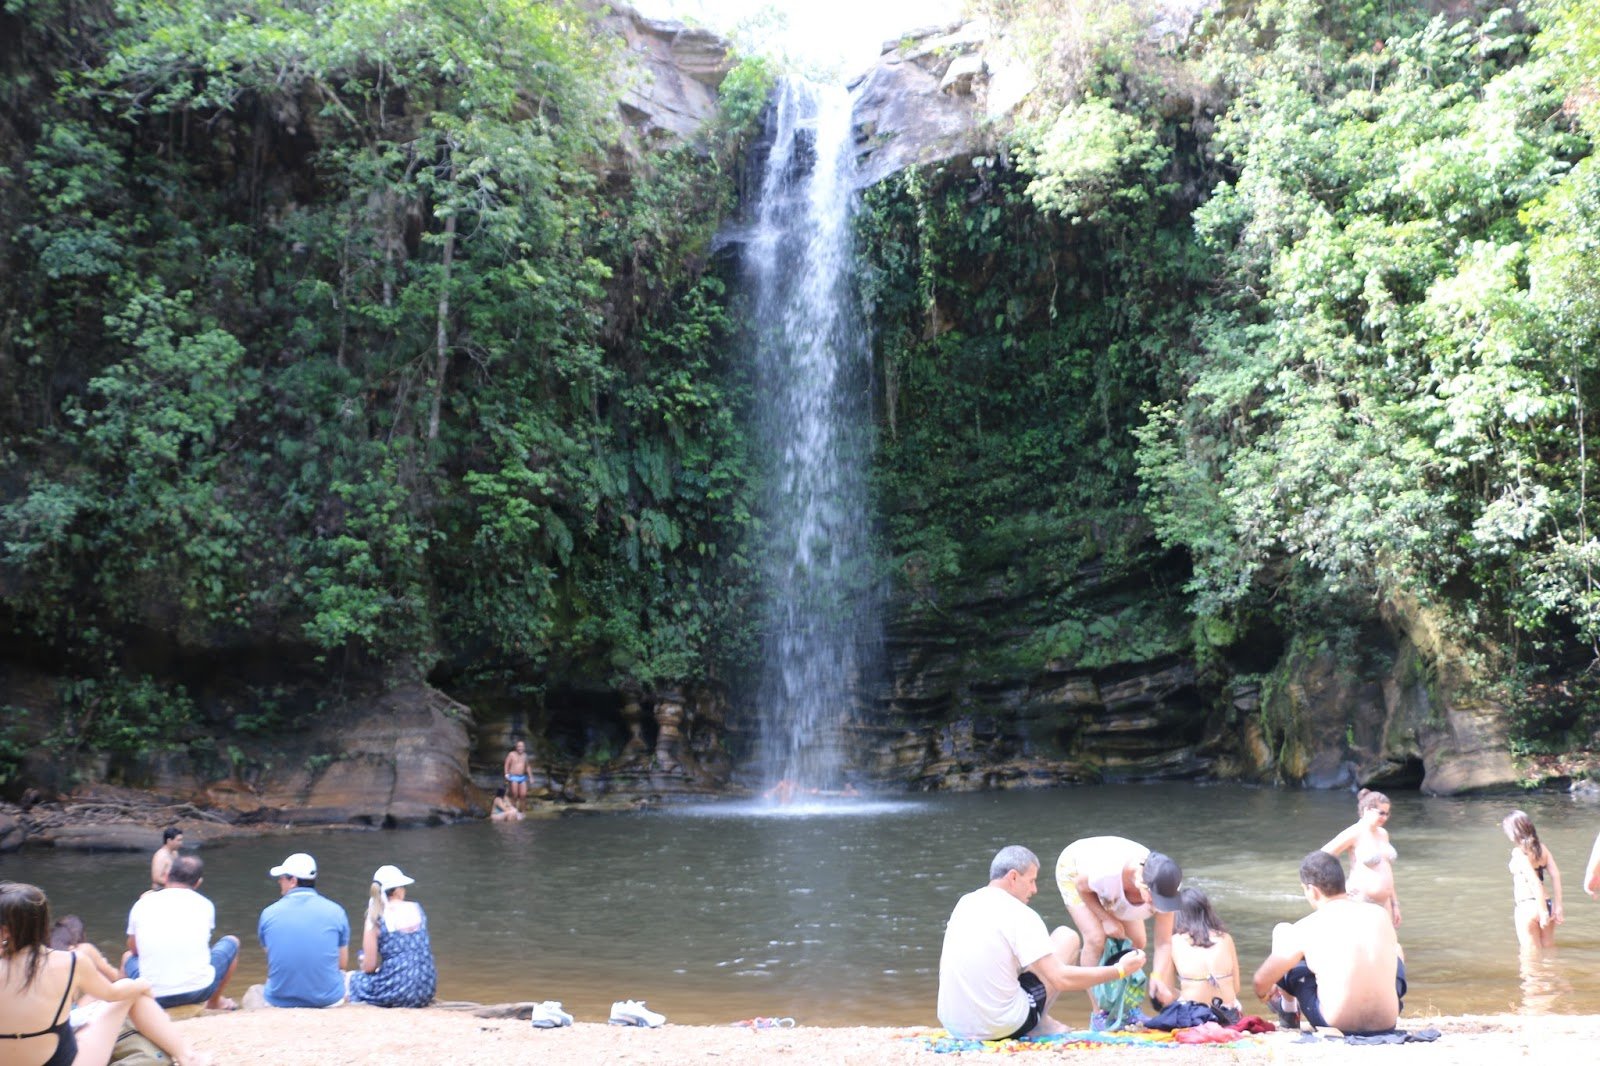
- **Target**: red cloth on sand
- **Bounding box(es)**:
[1173,1022,1244,1044]
[1228,1015,1276,1034]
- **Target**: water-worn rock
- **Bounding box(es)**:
[0,810,25,852]
[1255,595,1523,795]
[256,683,476,826]
[34,823,161,851]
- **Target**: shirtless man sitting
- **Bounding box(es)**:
[503,740,530,812]
[1252,850,1405,1034]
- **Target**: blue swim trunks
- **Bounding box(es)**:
[506,774,527,784]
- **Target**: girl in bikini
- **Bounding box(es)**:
[1504,810,1564,951]
[0,882,212,1066]
[1170,887,1240,1012]
[1322,788,1401,926]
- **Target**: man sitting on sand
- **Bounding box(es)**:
[938,845,1148,1040]
[258,852,350,1008]
[1252,850,1405,1034]
[151,826,182,891]
[125,855,240,1010]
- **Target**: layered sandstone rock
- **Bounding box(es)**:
[594,1,735,172]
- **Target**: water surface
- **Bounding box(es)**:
[7,784,1599,1025]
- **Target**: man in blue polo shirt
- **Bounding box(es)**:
[258,851,350,1007]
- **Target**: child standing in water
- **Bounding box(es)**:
[1504,810,1564,951]
[1321,789,1401,926]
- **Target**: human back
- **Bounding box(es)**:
[126,877,216,997]
[259,853,350,1008]
[1296,897,1399,1030]
[1170,887,1239,1008]
[1,896,82,1066]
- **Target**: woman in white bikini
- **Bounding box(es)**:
[1170,887,1240,1012]
[1322,789,1400,926]
[1504,810,1563,952]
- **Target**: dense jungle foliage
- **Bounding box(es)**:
[3,0,1599,787]
[861,0,1600,757]
[0,0,773,778]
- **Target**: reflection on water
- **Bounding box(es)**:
[1518,950,1572,1015]
[4,784,1599,1026]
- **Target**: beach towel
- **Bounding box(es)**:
[1341,1028,1442,1044]
[903,1027,1259,1053]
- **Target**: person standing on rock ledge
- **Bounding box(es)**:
[503,739,531,812]
[938,844,1146,1040]
[150,827,182,891]
[1054,836,1183,1008]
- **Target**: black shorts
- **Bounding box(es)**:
[1005,972,1049,1040]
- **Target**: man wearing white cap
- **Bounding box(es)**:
[258,852,351,1007]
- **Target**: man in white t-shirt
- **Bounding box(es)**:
[937,845,1146,1040]
[124,854,240,1010]
[1055,836,1183,1006]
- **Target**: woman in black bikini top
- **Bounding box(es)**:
[1,950,78,1066]
[0,880,213,1066]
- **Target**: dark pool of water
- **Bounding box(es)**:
[5,784,1599,1025]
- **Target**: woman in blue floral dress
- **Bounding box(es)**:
[348,864,436,1008]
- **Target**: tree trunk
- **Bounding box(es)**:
[427,179,457,443]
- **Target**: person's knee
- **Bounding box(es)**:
[1268,922,1295,954]
[1051,925,1083,961]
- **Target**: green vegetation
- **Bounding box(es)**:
[863,0,1600,753]
[5,0,1600,787]
[0,0,766,779]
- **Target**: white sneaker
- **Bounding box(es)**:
[609,999,666,1027]
[530,1001,571,1029]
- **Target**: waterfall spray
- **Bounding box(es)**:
[745,79,880,792]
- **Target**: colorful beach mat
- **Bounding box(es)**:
[904,1027,1256,1053]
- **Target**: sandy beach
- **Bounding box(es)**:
[175,1008,1600,1064]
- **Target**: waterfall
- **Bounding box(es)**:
[744,79,880,792]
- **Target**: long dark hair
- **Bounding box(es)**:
[1172,886,1227,948]
[0,881,53,990]
[1503,810,1544,867]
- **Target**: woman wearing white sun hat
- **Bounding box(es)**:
[346,865,436,1008]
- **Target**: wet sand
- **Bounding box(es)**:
[176,1008,1600,1064]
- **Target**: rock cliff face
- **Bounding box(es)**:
[849,21,999,188]
[0,6,1548,837]
[594,1,735,173]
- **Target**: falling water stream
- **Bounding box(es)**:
[744,79,880,791]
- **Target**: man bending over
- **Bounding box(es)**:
[938,844,1146,1040]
